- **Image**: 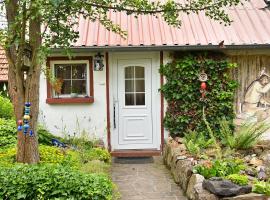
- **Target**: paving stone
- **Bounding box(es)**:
[112,156,187,200]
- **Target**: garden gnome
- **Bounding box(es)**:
[242,68,270,121]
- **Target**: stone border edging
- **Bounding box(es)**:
[163,142,269,200]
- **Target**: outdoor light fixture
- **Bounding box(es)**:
[93,52,104,71]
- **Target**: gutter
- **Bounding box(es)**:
[51,44,270,53]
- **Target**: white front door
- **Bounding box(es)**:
[115,58,155,149]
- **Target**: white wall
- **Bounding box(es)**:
[38,52,108,144]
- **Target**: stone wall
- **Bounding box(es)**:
[163,141,268,200]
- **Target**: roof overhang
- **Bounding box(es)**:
[51,44,270,53]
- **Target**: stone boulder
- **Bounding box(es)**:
[186,174,219,200]
[222,193,268,200]
[202,177,252,197]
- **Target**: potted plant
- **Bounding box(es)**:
[70,87,79,98]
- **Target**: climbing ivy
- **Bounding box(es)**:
[160,53,238,138]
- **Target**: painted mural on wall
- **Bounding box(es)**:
[236,67,270,140]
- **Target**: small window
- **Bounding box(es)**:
[54,63,87,97]
[46,56,94,104]
[125,66,145,106]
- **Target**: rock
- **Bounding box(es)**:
[245,168,256,177]
[174,159,193,191]
[186,174,219,200]
[175,137,184,144]
[202,177,252,197]
[249,157,263,166]
[176,155,187,160]
[222,193,268,200]
[257,167,267,181]
[244,155,252,163]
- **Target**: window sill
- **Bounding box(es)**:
[46,97,94,104]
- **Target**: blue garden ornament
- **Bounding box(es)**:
[17,102,32,136]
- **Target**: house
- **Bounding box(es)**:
[0,0,264,156]
[0,46,8,95]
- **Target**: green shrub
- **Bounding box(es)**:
[226,174,249,186]
[84,148,111,163]
[37,125,62,145]
[39,145,66,164]
[0,164,115,200]
[0,148,16,167]
[159,53,237,137]
[0,118,16,148]
[194,158,246,179]
[0,95,14,119]
[253,181,270,196]
[220,119,269,150]
[183,130,214,156]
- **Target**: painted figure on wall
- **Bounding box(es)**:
[241,68,270,122]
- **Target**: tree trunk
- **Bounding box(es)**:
[5,0,41,163]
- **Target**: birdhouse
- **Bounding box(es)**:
[22,43,32,71]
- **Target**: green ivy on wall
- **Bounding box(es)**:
[160,53,238,138]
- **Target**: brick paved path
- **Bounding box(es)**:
[111,157,187,200]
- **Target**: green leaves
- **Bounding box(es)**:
[0,164,115,200]
[160,53,238,138]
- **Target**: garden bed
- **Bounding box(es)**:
[163,139,270,200]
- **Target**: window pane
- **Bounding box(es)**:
[55,64,71,79]
[125,93,135,106]
[136,80,145,92]
[136,93,145,105]
[61,80,71,94]
[125,66,134,79]
[72,64,87,79]
[135,66,144,78]
[71,80,87,95]
[125,80,134,92]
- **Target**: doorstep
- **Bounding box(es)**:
[111,149,161,157]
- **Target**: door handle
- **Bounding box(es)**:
[113,99,118,129]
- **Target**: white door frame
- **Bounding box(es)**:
[109,52,161,151]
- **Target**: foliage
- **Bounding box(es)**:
[160,53,238,138]
[37,125,62,146]
[83,148,111,164]
[220,119,269,150]
[253,181,270,196]
[226,174,249,186]
[0,95,14,120]
[183,130,214,156]
[0,118,16,148]
[194,158,246,179]
[80,160,111,174]
[0,164,115,200]
[0,147,16,167]
[39,145,66,164]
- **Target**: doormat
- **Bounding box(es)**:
[113,157,154,164]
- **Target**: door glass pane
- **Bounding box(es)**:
[125,80,134,92]
[136,93,145,105]
[135,66,144,78]
[125,93,135,106]
[125,66,134,79]
[135,80,145,92]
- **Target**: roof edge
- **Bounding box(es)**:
[51,44,270,53]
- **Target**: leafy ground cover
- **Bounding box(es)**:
[0,95,118,199]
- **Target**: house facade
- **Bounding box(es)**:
[0,0,266,156]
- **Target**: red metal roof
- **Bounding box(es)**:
[74,0,270,48]
[0,46,8,81]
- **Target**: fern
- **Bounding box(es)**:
[219,119,269,150]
